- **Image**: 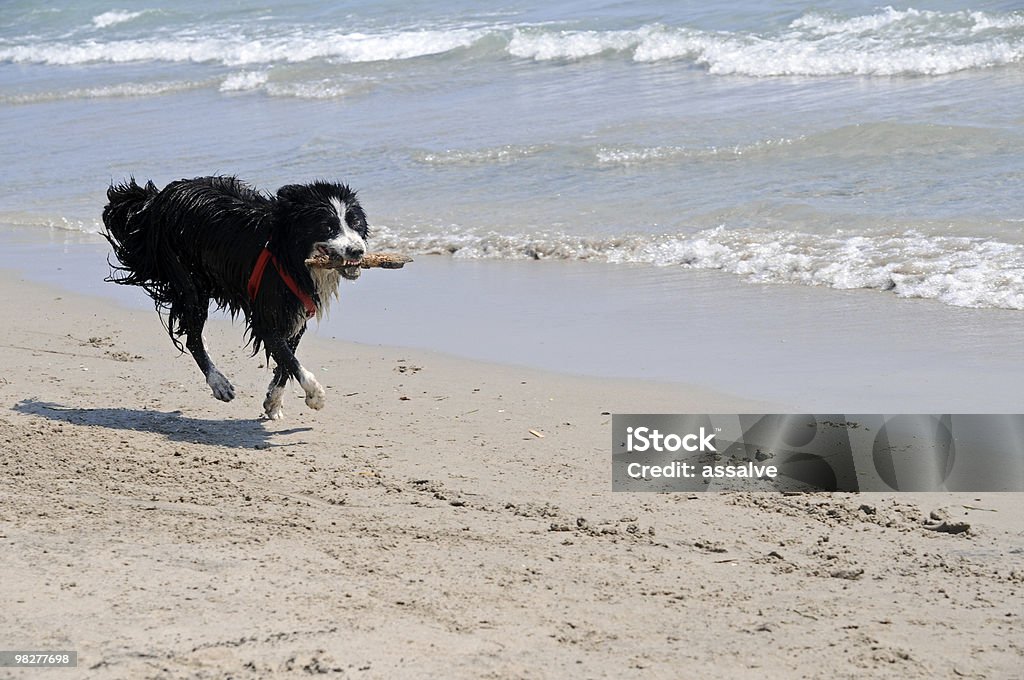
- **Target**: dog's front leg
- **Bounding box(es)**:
[263,330,324,415]
[262,328,306,420]
[297,368,326,411]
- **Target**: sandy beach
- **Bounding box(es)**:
[0,267,1021,679]
[4,3,1024,676]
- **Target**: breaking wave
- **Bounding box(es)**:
[511,8,1024,75]
[0,27,488,67]
[16,207,1024,310]
[91,10,147,29]
[2,7,1021,76]
[0,79,208,104]
[372,225,1024,310]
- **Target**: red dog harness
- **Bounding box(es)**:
[247,242,317,318]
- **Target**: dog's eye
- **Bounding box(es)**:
[346,214,365,233]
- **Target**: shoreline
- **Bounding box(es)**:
[0,266,1022,678]
[3,224,1024,412]
[0,227,771,413]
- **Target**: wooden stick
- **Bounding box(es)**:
[305,253,413,269]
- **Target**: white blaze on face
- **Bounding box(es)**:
[306,195,364,318]
[327,196,366,257]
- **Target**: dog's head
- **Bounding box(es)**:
[276,181,369,280]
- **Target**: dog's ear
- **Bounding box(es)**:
[276,184,308,204]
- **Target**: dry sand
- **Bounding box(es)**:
[0,270,1021,679]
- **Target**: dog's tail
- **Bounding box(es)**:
[102,177,160,284]
[101,178,191,347]
[103,177,156,233]
[102,176,165,288]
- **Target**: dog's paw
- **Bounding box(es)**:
[305,386,326,410]
[297,368,325,410]
[207,370,235,402]
[263,386,285,419]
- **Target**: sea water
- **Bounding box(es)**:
[1,1,1022,406]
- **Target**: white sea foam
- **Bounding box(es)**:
[632,28,1024,76]
[508,7,1024,75]
[319,28,484,64]
[789,7,1024,36]
[28,207,1024,309]
[4,8,1021,76]
[0,80,204,104]
[0,27,487,67]
[594,138,796,166]
[91,10,145,29]
[413,144,550,166]
[370,225,1024,310]
[265,80,350,99]
[218,71,358,98]
[409,138,801,169]
[0,214,106,234]
[508,28,644,60]
[220,71,268,92]
[410,138,798,169]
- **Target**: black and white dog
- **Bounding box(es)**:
[102,176,368,420]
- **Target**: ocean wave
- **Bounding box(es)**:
[412,144,551,166]
[407,124,1006,171]
[371,225,1024,310]
[508,28,643,60]
[219,70,268,92]
[514,8,1024,75]
[2,7,1021,76]
[0,27,488,67]
[218,71,370,98]
[14,210,1024,309]
[91,10,146,29]
[0,214,105,234]
[409,138,797,170]
[265,80,352,99]
[590,124,1011,167]
[789,7,1024,36]
[0,79,207,104]
[593,138,796,166]
[409,134,891,170]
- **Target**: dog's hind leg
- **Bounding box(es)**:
[183,304,236,402]
[262,327,305,420]
[263,365,288,420]
[263,326,324,414]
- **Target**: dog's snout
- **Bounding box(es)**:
[346,244,365,260]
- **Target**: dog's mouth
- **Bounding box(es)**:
[314,244,363,280]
